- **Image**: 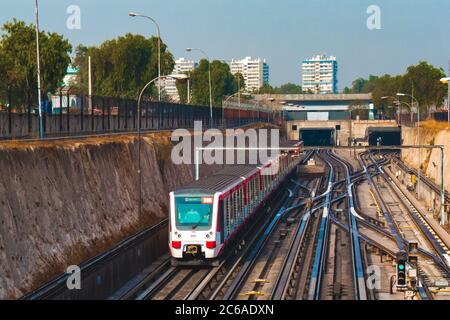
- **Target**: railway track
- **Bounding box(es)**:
[123,151,315,301]
[361,152,450,299]
[23,219,169,300]
[327,151,367,300]
[269,151,368,300]
[306,153,334,300]
[270,178,322,300]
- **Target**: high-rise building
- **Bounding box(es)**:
[229,57,269,92]
[302,55,338,94]
[163,58,197,102]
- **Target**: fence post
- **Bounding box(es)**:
[59,91,63,132]
[124,99,128,130]
[42,98,46,134]
[66,91,70,132]
[151,102,155,129]
[91,96,95,132]
[8,88,12,135]
[107,98,111,130]
[145,101,149,129]
[28,101,32,134]
[133,100,136,129]
[80,95,84,131]
[102,97,105,130]
[117,98,120,131]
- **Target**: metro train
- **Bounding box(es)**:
[169,141,303,266]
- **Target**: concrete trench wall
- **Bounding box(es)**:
[0,132,220,299]
[387,163,443,219]
[401,126,450,192]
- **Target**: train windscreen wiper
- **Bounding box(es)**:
[191,212,210,230]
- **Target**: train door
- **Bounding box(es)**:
[232,190,239,231]
[224,195,231,240]
[239,187,244,223]
[218,199,225,244]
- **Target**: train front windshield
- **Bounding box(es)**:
[175,196,213,229]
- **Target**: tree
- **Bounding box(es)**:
[74,33,174,99]
[401,61,447,115]
[277,83,302,94]
[371,74,403,115]
[0,19,72,109]
[256,83,302,94]
[234,72,245,92]
[182,59,239,106]
[347,62,446,117]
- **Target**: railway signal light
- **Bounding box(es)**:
[396,251,408,288]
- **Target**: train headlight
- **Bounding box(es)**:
[177,234,181,239]
[206,233,210,239]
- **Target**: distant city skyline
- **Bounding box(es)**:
[1,0,449,89]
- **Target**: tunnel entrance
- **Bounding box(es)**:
[299,128,334,146]
[367,127,401,146]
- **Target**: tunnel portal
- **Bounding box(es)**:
[367,127,401,146]
[299,128,335,147]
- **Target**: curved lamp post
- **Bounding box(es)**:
[223,90,248,127]
[186,47,213,126]
[136,74,188,218]
[381,96,402,125]
[129,12,162,101]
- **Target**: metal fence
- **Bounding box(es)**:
[0,94,272,140]
[431,111,449,122]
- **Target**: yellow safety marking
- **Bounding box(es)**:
[252,279,270,283]
[399,226,416,230]
[431,289,450,293]
[240,291,265,297]
[369,190,379,207]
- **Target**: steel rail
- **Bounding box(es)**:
[307,151,334,300]
[23,218,168,300]
[330,214,435,300]
[328,151,368,300]
[358,153,405,251]
[377,162,450,271]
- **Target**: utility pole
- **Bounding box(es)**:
[88,56,92,111]
[187,71,191,104]
[448,60,450,122]
[414,85,421,201]
[35,0,44,139]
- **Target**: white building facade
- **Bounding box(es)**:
[229,57,269,92]
[163,58,197,102]
[302,55,338,94]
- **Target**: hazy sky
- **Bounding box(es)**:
[1,0,449,89]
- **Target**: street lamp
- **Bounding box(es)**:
[223,90,250,127]
[35,0,44,138]
[440,77,450,122]
[136,74,188,218]
[381,96,402,125]
[129,12,162,101]
[186,47,213,126]
[397,92,422,200]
